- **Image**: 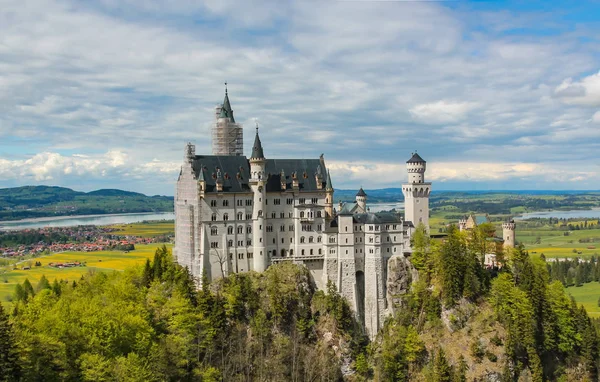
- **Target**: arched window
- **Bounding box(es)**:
[227,226,233,234]
[300,211,305,218]
[237,226,243,234]
[309,236,314,243]
[317,236,322,243]
[223,213,229,221]
[302,249,305,256]
[310,249,313,255]
[300,236,305,243]
[281,249,286,257]
[318,249,322,255]
[211,227,218,235]
[258,210,263,217]
[211,213,217,221]
[237,212,243,220]
[317,211,322,218]
[290,249,294,256]
[228,240,233,247]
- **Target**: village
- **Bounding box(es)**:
[0,224,172,259]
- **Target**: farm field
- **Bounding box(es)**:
[109,221,174,237]
[566,282,600,318]
[518,224,600,259]
[0,243,172,304]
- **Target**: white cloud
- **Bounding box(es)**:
[409,101,478,124]
[554,71,600,106]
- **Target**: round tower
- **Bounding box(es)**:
[502,219,516,249]
[356,187,367,212]
[249,127,268,272]
[325,170,334,219]
[402,152,431,230]
[458,216,468,232]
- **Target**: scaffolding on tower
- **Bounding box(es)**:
[212,104,244,156]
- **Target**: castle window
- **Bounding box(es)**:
[238,240,243,246]
[274,199,280,205]
[369,249,373,254]
[309,237,314,243]
[280,225,285,232]
[266,225,273,232]
[302,249,305,255]
[299,198,306,204]
[310,249,313,255]
[237,199,243,206]
[317,211,322,218]
[300,236,305,243]
[223,213,229,221]
[345,238,348,243]
[318,249,322,255]
[237,212,243,220]
[345,227,348,232]
[281,249,286,257]
[317,224,322,231]
[369,237,373,243]
[228,240,233,247]
[228,226,233,234]
[271,212,276,219]
[248,253,253,259]
[317,236,322,243]
[258,210,263,217]
[300,211,305,218]
[246,213,251,220]
[223,200,229,207]
[237,226,243,234]
[211,213,217,221]
[289,212,293,218]
[290,249,294,255]
[246,200,252,206]
[211,227,218,235]
[289,225,294,231]
[229,253,233,260]
[393,225,397,229]
[247,240,252,246]
[247,226,252,234]
[280,212,285,218]
[238,253,243,259]
[287,198,293,205]
[281,238,284,243]
[211,242,218,248]
[387,248,390,253]
[265,199,268,205]
[394,248,397,252]
[210,200,217,207]
[312,198,318,204]
[393,236,396,241]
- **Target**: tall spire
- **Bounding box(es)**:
[251,123,264,159]
[326,170,333,191]
[221,82,235,122]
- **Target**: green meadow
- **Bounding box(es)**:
[109,221,174,237]
[0,243,172,304]
[566,282,600,318]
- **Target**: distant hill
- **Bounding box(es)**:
[0,186,173,221]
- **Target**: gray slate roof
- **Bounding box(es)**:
[192,155,328,193]
[407,152,425,163]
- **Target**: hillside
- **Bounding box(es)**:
[0,186,173,221]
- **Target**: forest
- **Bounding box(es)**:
[1,224,599,381]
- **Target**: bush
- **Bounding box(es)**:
[485,351,497,362]
[490,333,503,346]
[470,340,485,362]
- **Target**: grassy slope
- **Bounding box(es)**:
[109,222,174,237]
[566,282,600,318]
[0,243,172,304]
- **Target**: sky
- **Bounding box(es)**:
[1,0,600,196]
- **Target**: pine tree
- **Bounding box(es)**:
[433,348,453,382]
[453,355,468,382]
[22,278,34,299]
[0,303,20,381]
[36,275,51,292]
[52,279,61,296]
[141,258,153,287]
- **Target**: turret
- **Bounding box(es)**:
[356,188,367,212]
[249,126,268,272]
[402,152,431,230]
[502,219,516,249]
[406,152,426,184]
[458,216,467,231]
[325,170,334,219]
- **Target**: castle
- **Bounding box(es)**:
[174,89,430,336]
[458,214,516,266]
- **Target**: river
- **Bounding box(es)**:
[0,212,175,231]
[515,208,600,220]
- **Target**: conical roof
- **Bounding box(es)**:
[326,170,333,190]
[251,129,264,159]
[221,91,235,122]
[356,187,367,197]
[407,152,425,163]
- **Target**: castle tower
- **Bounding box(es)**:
[356,188,367,213]
[325,170,334,219]
[249,127,268,272]
[212,85,244,156]
[458,216,467,231]
[401,152,431,230]
[502,219,516,249]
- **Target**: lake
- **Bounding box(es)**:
[0,212,175,231]
[516,208,600,220]
[366,202,404,213]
